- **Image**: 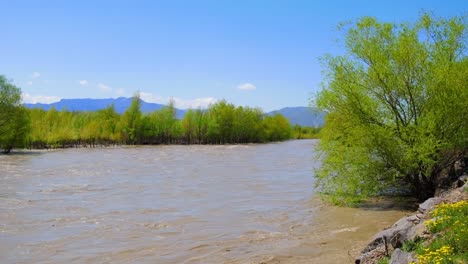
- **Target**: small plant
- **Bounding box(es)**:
[402,236,423,252]
[377,256,390,264]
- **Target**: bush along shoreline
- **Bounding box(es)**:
[356,175,468,264]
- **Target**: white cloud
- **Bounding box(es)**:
[30,72,41,79]
[115,88,126,96]
[140,92,217,109]
[173,97,218,109]
[140,92,165,104]
[97,83,112,92]
[79,80,88,86]
[237,83,256,91]
[22,93,61,104]
[26,81,33,86]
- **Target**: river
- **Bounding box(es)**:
[0,140,408,263]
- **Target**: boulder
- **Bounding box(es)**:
[390,249,415,264]
[407,222,426,241]
[364,216,415,251]
[457,174,467,187]
[418,197,442,213]
[355,247,386,264]
[407,215,419,224]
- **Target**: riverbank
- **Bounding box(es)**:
[4,138,315,154]
[356,178,468,264]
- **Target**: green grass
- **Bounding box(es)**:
[402,237,424,252]
[377,256,390,264]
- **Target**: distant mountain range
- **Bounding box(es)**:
[269,106,325,127]
[24,97,187,119]
[24,98,325,127]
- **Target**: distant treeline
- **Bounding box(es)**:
[26,96,295,148]
[292,125,321,139]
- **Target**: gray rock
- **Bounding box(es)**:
[407,222,426,241]
[356,246,387,264]
[418,197,442,213]
[457,174,468,187]
[362,216,415,253]
[390,249,415,264]
[463,179,468,191]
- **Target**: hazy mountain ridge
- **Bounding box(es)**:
[24,98,325,126]
[269,106,325,127]
[24,97,187,119]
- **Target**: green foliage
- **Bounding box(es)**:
[121,94,142,144]
[402,237,424,252]
[314,13,468,203]
[262,114,292,142]
[181,109,196,143]
[292,125,322,139]
[208,100,235,143]
[0,75,31,153]
[23,97,292,148]
[377,256,390,264]
[96,105,120,142]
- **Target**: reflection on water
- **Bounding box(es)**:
[0,140,407,263]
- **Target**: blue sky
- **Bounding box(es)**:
[2,0,466,110]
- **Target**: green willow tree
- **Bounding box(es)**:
[262,114,291,142]
[194,109,208,143]
[120,94,142,144]
[0,76,30,153]
[96,105,120,143]
[181,109,196,144]
[314,13,468,203]
[158,99,179,143]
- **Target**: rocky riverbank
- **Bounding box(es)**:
[355,177,468,264]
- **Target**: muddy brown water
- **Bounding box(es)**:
[0,140,408,263]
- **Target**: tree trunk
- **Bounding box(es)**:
[407,172,435,201]
[3,146,12,154]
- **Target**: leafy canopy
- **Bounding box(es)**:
[0,75,30,153]
[314,13,468,203]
